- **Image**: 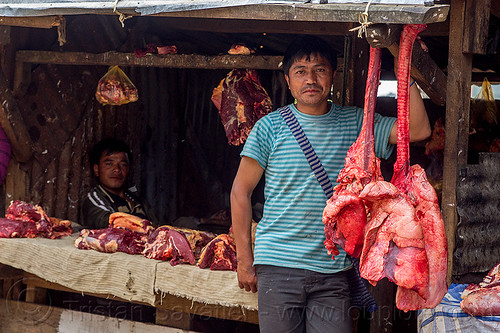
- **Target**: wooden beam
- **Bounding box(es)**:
[155,308,193,330]
[0,16,63,29]
[24,284,47,304]
[0,299,198,333]
[4,160,29,208]
[150,4,450,25]
[463,0,491,54]
[158,17,352,35]
[365,24,447,106]
[443,0,473,285]
[155,293,259,325]
[0,68,33,162]
[0,263,23,279]
[16,50,282,70]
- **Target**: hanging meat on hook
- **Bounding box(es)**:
[211,44,272,146]
[323,46,383,259]
[359,24,448,311]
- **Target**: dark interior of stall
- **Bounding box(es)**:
[0,8,499,333]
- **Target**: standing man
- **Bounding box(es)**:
[81,138,158,229]
[230,35,430,332]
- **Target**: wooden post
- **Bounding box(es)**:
[350,34,370,108]
[442,0,473,284]
[24,284,47,304]
[463,0,492,54]
[0,68,33,163]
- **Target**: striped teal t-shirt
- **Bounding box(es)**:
[241,103,396,273]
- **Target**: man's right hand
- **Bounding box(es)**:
[237,261,258,293]
[230,156,263,294]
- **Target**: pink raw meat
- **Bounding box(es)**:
[359,24,447,311]
[323,47,383,259]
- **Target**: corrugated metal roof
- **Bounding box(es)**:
[0,1,435,17]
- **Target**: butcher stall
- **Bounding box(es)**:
[0,233,259,330]
[0,0,498,332]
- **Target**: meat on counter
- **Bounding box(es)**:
[461,262,500,316]
[0,200,73,239]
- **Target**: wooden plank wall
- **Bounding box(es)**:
[4,62,290,226]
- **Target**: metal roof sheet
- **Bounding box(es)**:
[0,1,435,17]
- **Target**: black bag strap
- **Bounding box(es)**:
[280,105,378,312]
[279,105,334,199]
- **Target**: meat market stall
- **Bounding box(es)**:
[0,0,498,332]
[0,232,259,326]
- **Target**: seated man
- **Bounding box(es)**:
[81,138,158,229]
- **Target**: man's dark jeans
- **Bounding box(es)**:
[256,265,352,333]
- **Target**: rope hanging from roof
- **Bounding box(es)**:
[113,0,132,27]
[56,16,66,46]
[349,0,374,38]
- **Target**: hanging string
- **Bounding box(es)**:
[349,0,374,38]
[113,0,133,28]
[56,16,66,46]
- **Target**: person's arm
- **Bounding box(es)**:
[389,79,431,145]
[80,192,113,229]
[230,156,264,293]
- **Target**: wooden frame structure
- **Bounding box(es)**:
[0,0,498,332]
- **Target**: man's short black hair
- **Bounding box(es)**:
[89,138,132,166]
[282,35,337,75]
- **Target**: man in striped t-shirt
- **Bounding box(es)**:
[230,35,430,332]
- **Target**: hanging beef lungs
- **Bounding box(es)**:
[359,24,448,311]
[323,47,383,259]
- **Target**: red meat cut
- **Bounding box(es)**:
[6,200,53,237]
[197,233,237,271]
[323,47,383,259]
[163,225,216,259]
[75,212,152,255]
[75,227,148,255]
[461,262,500,316]
[109,212,154,234]
[211,69,272,146]
[0,217,37,238]
[2,200,73,239]
[143,226,196,266]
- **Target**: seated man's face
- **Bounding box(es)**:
[94,150,130,195]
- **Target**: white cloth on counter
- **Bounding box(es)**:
[0,234,257,311]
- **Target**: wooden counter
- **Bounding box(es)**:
[0,234,258,329]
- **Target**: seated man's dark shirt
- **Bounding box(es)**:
[81,185,158,229]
